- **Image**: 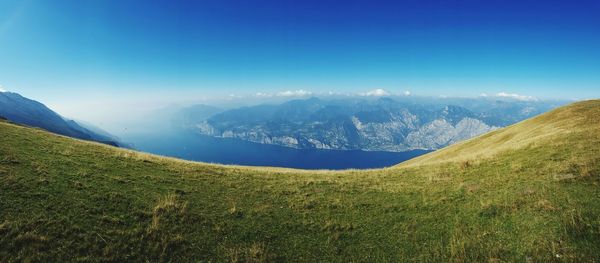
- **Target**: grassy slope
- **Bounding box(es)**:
[1,100,599,262]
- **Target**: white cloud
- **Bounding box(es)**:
[0,85,5,92]
[250,90,314,98]
[403,90,411,96]
[495,92,537,101]
[361,88,390,97]
[254,92,272,97]
[227,94,243,99]
[276,89,313,97]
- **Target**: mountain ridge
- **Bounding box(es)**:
[0,91,123,147]
[192,97,560,152]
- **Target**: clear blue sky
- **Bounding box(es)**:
[1,0,599,116]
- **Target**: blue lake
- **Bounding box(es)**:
[123,131,431,170]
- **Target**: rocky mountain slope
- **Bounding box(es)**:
[193,97,560,151]
[0,91,123,147]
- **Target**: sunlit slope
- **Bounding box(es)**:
[1,100,599,262]
[399,99,600,167]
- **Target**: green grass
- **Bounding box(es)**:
[1,100,599,262]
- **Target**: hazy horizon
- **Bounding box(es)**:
[0,87,576,135]
[1,0,599,131]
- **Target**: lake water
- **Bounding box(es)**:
[123,131,431,170]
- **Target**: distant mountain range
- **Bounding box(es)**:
[0,91,567,153]
[0,91,124,147]
[188,97,566,152]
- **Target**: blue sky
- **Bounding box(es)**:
[1,0,599,122]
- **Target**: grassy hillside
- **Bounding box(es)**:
[1,100,599,262]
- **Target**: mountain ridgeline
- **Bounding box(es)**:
[0,91,124,147]
[192,97,563,152]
